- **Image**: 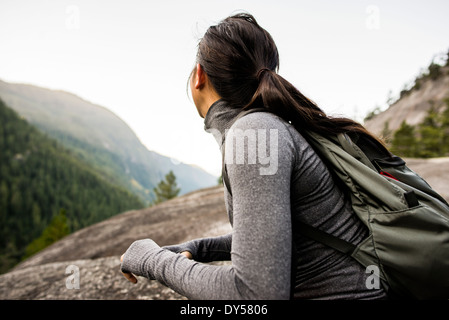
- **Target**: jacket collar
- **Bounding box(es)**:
[204,99,241,147]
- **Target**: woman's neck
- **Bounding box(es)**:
[203,99,241,147]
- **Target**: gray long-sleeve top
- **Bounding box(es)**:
[120,100,387,300]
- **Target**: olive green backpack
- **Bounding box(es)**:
[222,108,449,299]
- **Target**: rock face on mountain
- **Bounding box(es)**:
[364,65,449,138]
[1,158,448,300]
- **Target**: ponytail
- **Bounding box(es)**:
[246,69,382,144]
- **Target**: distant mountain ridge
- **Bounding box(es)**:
[0,79,217,204]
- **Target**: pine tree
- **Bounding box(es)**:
[152,171,180,205]
[23,209,70,259]
[391,121,417,157]
[440,99,449,156]
[428,62,442,80]
[381,121,392,146]
[416,107,443,157]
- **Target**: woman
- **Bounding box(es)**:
[120,13,388,300]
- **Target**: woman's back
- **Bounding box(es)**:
[217,102,388,299]
[282,114,387,299]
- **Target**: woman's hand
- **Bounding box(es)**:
[180,251,193,259]
[120,250,192,284]
[120,254,138,284]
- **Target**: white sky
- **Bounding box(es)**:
[1,0,448,176]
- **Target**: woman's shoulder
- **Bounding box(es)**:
[231,110,288,131]
[230,110,305,144]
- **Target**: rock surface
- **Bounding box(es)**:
[0,185,231,300]
[0,256,187,300]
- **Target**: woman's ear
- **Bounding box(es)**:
[190,63,221,118]
[194,63,207,90]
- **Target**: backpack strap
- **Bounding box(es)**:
[221,108,357,256]
[296,222,356,255]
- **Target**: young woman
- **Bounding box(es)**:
[120,13,388,300]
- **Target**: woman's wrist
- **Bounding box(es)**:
[120,239,160,278]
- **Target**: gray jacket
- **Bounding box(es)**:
[121,100,387,299]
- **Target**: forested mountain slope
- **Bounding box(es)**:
[0,98,144,273]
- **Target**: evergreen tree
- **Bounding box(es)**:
[416,107,443,157]
[391,121,417,157]
[440,100,449,156]
[23,209,70,259]
[152,171,180,204]
[381,121,392,146]
[389,103,449,158]
[446,48,449,67]
[428,62,442,80]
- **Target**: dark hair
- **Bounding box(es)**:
[195,13,386,146]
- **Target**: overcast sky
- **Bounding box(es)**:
[1,0,448,176]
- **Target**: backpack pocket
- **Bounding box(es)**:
[367,205,449,299]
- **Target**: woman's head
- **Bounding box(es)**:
[191,13,323,124]
[196,13,279,109]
